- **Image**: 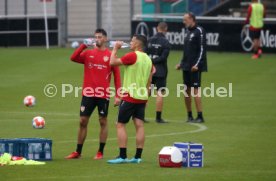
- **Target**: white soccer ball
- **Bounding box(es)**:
[71,41,79,48]
[23,95,36,107]
[32,116,45,129]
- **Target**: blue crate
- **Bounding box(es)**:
[0,139,20,156]
[173,142,189,167]
[174,142,204,168]
[18,138,52,161]
[189,143,204,167]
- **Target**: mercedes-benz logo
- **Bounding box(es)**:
[241,25,253,52]
[135,22,150,39]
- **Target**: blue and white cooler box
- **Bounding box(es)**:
[174,142,204,167]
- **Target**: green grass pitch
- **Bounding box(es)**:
[0,48,276,181]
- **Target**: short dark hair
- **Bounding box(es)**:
[133,34,147,48]
[187,12,196,22]
[95,28,107,36]
[157,22,168,31]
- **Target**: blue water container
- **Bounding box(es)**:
[189,143,204,167]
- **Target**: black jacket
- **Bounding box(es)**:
[146,33,170,78]
[181,25,207,72]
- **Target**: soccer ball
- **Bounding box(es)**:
[32,116,45,129]
[71,41,79,48]
[24,95,36,107]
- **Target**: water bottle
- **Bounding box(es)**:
[34,143,42,160]
[28,144,34,160]
[8,143,13,155]
[44,143,51,159]
[0,144,5,155]
[83,38,96,47]
[109,41,129,48]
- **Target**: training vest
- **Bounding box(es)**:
[123,51,152,100]
[250,3,264,28]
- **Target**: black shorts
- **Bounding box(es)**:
[117,101,146,124]
[151,77,167,91]
[183,71,201,88]
[250,30,261,39]
[80,96,109,117]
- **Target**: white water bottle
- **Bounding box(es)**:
[34,143,42,160]
[28,144,34,160]
[0,144,5,155]
[83,38,96,47]
[109,41,129,48]
[8,143,13,155]
[44,143,51,159]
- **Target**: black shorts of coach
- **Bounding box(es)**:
[183,71,202,88]
[117,100,146,124]
[250,29,261,40]
[151,76,167,91]
[80,96,109,117]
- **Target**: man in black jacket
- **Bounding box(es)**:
[176,13,207,123]
[147,22,170,123]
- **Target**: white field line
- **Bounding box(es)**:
[0,111,76,116]
[56,123,207,144]
[11,175,103,181]
[1,111,259,119]
[0,111,208,143]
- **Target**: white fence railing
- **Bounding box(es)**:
[133,14,276,22]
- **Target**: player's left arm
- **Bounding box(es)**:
[147,65,156,95]
[112,66,122,106]
[192,27,206,72]
[110,41,124,66]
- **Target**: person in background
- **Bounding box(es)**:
[244,0,266,59]
[146,22,171,123]
[176,13,207,123]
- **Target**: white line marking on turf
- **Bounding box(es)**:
[0,111,208,142]
[56,122,207,143]
[0,111,76,116]
[11,175,99,181]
